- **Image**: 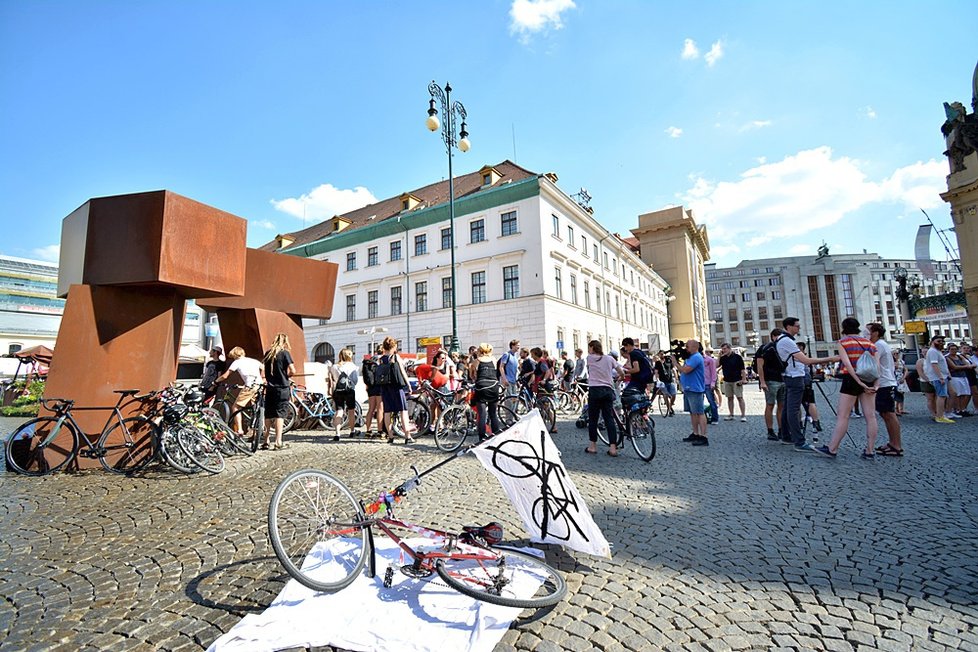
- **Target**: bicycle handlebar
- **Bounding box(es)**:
[39,397,73,411]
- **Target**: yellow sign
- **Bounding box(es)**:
[419,337,442,346]
[904,320,927,334]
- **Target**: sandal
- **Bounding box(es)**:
[260,443,270,451]
[876,444,904,457]
[585,447,597,455]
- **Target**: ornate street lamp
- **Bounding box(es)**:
[427,81,470,356]
[893,265,917,352]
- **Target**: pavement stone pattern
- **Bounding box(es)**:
[1,383,976,651]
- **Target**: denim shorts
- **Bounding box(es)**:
[683,391,705,414]
[931,379,948,398]
[662,382,677,396]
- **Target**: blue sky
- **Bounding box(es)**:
[1,1,975,268]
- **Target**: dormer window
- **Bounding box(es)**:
[478,165,501,187]
[399,192,422,211]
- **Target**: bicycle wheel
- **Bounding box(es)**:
[627,411,657,462]
[597,416,611,446]
[435,545,566,608]
[538,397,558,432]
[176,425,225,474]
[268,469,368,593]
[496,404,518,431]
[434,404,473,452]
[282,401,299,433]
[159,425,198,474]
[502,395,530,417]
[657,395,668,416]
[99,416,159,474]
[407,397,432,435]
[5,417,78,476]
[200,409,253,456]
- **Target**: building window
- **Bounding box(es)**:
[728,294,736,302]
[442,277,453,308]
[414,233,427,256]
[567,224,575,245]
[584,281,591,309]
[569,274,578,304]
[773,305,783,320]
[741,293,751,302]
[390,240,402,261]
[367,290,378,319]
[769,277,781,286]
[391,286,402,315]
[595,288,601,312]
[582,235,588,255]
[346,294,356,321]
[772,290,782,300]
[756,292,765,301]
[554,267,563,300]
[606,292,611,315]
[472,271,486,304]
[593,243,599,261]
[557,328,565,349]
[711,295,721,304]
[501,211,518,236]
[603,252,609,269]
[441,227,452,250]
[367,246,378,267]
[8,343,22,354]
[346,252,357,271]
[552,214,560,238]
[470,219,486,243]
[503,265,520,300]
[615,295,620,318]
[415,282,427,312]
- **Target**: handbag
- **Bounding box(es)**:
[393,355,409,389]
[853,340,880,384]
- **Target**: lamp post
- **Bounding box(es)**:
[426,81,470,356]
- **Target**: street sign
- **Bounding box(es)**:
[419,336,442,346]
[904,320,927,334]
[555,340,564,350]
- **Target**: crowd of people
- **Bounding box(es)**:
[194,320,978,457]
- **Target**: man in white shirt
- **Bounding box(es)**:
[868,324,902,455]
[215,346,265,436]
[925,335,955,423]
[776,318,838,451]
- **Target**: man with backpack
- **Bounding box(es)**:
[755,328,786,441]
[776,317,839,451]
[497,339,520,397]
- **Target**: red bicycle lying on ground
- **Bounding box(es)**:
[267,450,566,609]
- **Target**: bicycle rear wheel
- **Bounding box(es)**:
[657,395,667,416]
[159,425,198,473]
[200,408,253,456]
[627,411,656,462]
[282,401,299,433]
[5,417,78,476]
[538,397,558,432]
[268,469,368,593]
[502,395,530,417]
[435,545,566,608]
[434,404,473,452]
[176,425,225,474]
[496,404,518,431]
[99,416,159,474]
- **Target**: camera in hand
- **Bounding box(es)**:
[669,339,690,360]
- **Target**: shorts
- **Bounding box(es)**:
[683,391,705,415]
[894,390,905,403]
[950,377,970,397]
[875,386,896,414]
[332,389,357,411]
[921,380,935,394]
[840,374,864,396]
[234,386,257,407]
[264,386,292,419]
[662,382,677,397]
[931,379,948,398]
[722,381,743,398]
[763,381,785,405]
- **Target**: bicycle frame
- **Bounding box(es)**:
[39,398,132,456]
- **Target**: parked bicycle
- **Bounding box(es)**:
[594,388,657,462]
[5,390,160,476]
[433,394,519,452]
[268,452,566,608]
[229,382,267,452]
[501,380,557,432]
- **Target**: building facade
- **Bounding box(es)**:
[706,252,969,358]
[266,161,672,361]
[0,255,65,354]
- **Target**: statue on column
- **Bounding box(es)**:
[941,61,978,173]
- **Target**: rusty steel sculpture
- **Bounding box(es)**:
[46,190,337,469]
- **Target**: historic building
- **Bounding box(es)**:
[0,255,64,354]
[263,161,673,360]
[705,252,968,358]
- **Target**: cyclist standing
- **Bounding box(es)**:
[215,346,264,441]
[585,340,621,457]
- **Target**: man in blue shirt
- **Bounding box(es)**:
[497,339,520,397]
[672,339,708,446]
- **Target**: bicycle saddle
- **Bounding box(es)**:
[114,389,140,396]
[459,522,503,546]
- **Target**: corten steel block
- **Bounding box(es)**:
[78,190,248,299]
[198,248,337,318]
[212,308,308,377]
[44,284,187,469]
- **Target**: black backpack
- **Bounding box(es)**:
[361,358,377,387]
[374,358,395,386]
[334,369,351,393]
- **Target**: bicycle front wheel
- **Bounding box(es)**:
[200,409,253,456]
[538,397,558,432]
[496,404,518,431]
[176,425,225,474]
[159,425,198,473]
[282,401,299,433]
[5,417,78,476]
[627,412,656,462]
[434,404,473,452]
[435,545,566,609]
[99,416,159,474]
[268,469,368,593]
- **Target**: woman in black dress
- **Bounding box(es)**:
[379,337,414,444]
[264,333,296,450]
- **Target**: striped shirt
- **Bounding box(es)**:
[839,336,875,376]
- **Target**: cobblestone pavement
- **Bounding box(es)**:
[2,385,977,651]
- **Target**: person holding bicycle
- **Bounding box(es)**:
[585,339,621,457]
[468,343,503,439]
[215,346,264,441]
[264,333,296,451]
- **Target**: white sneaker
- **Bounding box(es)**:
[740,416,747,422]
[945,413,961,419]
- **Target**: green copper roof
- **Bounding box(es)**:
[281,176,541,259]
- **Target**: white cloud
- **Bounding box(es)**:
[865,106,877,119]
[681,38,700,60]
[755,156,767,164]
[680,146,948,253]
[31,244,60,262]
[665,126,683,138]
[252,219,276,230]
[704,40,724,66]
[509,0,575,43]
[271,183,378,223]
[739,120,772,132]
[788,244,812,255]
